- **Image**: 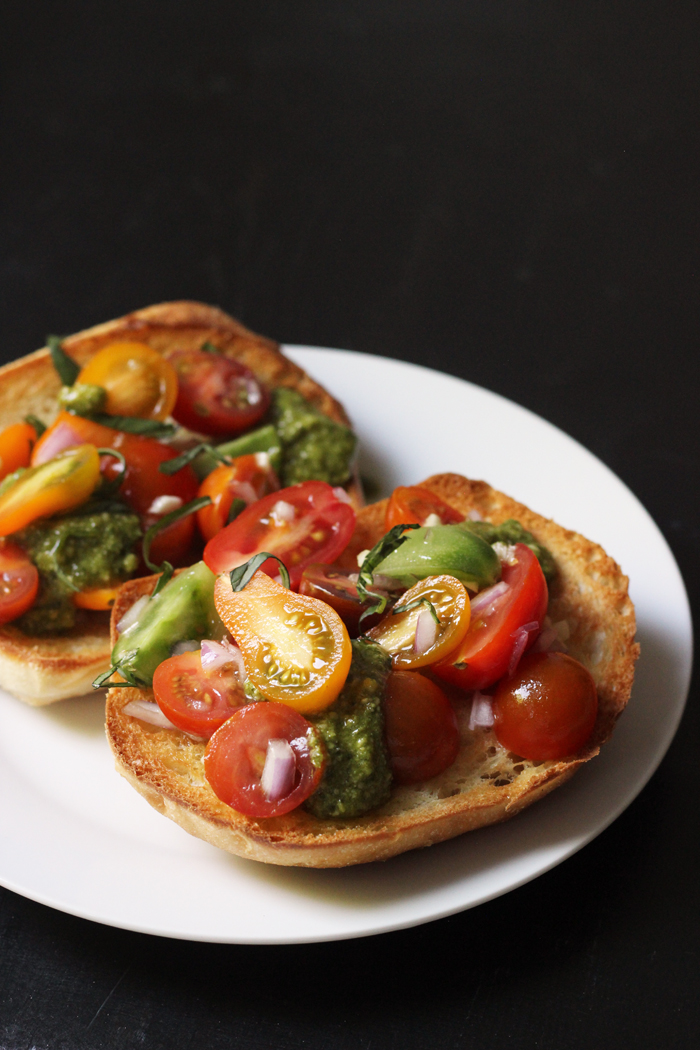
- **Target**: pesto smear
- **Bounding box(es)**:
[305,638,392,819]
[268,387,356,488]
[14,505,141,633]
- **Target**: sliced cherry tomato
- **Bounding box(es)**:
[433,544,548,692]
[385,485,464,531]
[298,563,383,636]
[383,671,460,784]
[204,481,355,589]
[204,701,324,817]
[78,342,178,420]
[214,569,352,713]
[197,454,279,542]
[493,651,598,761]
[0,542,40,625]
[0,422,37,482]
[367,575,471,669]
[72,584,121,611]
[153,650,247,738]
[0,445,101,536]
[168,349,269,438]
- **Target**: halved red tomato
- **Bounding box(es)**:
[0,542,40,626]
[168,349,270,438]
[384,671,460,784]
[298,563,383,636]
[433,544,548,692]
[204,701,324,817]
[153,650,247,737]
[203,481,355,589]
[385,485,464,531]
[197,454,279,542]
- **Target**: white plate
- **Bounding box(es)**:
[0,348,691,944]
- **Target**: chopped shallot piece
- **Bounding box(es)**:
[254,451,271,468]
[261,738,296,801]
[470,581,510,616]
[200,638,246,680]
[508,621,541,676]
[230,481,259,506]
[469,692,494,730]
[332,486,352,504]
[414,606,438,654]
[171,639,200,656]
[147,495,183,516]
[116,595,149,634]
[124,700,179,730]
[271,499,296,523]
[467,509,483,521]
[422,512,442,527]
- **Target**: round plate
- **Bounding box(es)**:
[0,348,691,943]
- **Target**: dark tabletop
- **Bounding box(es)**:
[1,3,698,1048]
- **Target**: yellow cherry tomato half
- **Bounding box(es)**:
[0,444,101,536]
[214,569,352,714]
[78,342,178,420]
[72,584,122,610]
[366,574,471,669]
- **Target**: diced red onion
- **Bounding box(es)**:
[469,692,494,730]
[116,595,149,635]
[332,486,352,504]
[229,480,259,505]
[171,639,200,656]
[260,738,296,801]
[508,621,541,676]
[414,607,438,654]
[422,512,443,527]
[533,625,558,652]
[467,509,483,521]
[200,638,246,680]
[147,494,183,516]
[254,451,271,468]
[470,580,510,616]
[123,700,178,730]
[271,499,296,522]
[372,574,404,591]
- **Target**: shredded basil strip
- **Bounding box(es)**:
[25,414,47,437]
[226,497,247,525]
[142,495,212,595]
[47,335,80,387]
[158,442,230,475]
[356,523,420,618]
[392,596,441,625]
[229,552,290,592]
[96,447,127,496]
[201,341,221,354]
[92,667,135,689]
[88,413,177,438]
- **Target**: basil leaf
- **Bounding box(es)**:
[226,497,247,525]
[229,552,290,592]
[392,596,440,625]
[158,442,230,475]
[89,413,177,438]
[356,523,420,617]
[142,495,212,595]
[201,341,221,354]
[24,414,47,437]
[47,335,80,387]
[92,666,135,689]
[96,447,127,496]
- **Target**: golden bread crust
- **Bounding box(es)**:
[105,473,639,867]
[0,301,358,705]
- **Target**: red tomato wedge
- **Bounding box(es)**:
[298,563,382,636]
[204,701,324,817]
[153,650,247,738]
[0,542,40,626]
[384,485,464,530]
[203,481,355,588]
[168,349,270,438]
[384,671,460,784]
[433,544,548,692]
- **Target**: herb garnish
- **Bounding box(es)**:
[356,523,420,623]
[158,442,230,475]
[142,495,212,596]
[229,552,290,592]
[47,335,80,387]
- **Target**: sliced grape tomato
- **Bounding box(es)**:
[0,444,101,536]
[367,575,471,668]
[385,485,464,530]
[153,649,247,738]
[77,342,178,421]
[298,563,384,636]
[0,542,40,626]
[168,349,269,438]
[197,453,279,542]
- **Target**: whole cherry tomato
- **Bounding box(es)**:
[384,485,464,531]
[383,671,460,783]
[197,454,279,542]
[204,701,324,817]
[0,542,40,625]
[493,650,598,761]
[168,349,269,438]
[153,650,247,738]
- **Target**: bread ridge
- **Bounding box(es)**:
[0,300,357,705]
[105,473,639,867]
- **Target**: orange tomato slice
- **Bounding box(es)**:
[214,569,351,714]
[366,574,471,669]
[0,422,37,482]
[78,342,178,420]
[72,585,122,610]
[0,444,101,536]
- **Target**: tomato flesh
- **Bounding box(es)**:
[153,650,247,738]
[433,544,548,692]
[493,650,598,760]
[383,671,460,783]
[0,542,40,626]
[204,701,324,817]
[203,481,355,589]
[0,444,101,536]
[168,349,270,438]
[298,563,383,636]
[78,342,178,420]
[367,575,471,669]
[385,485,464,531]
[214,569,352,714]
[197,454,279,542]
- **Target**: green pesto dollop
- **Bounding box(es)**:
[268,387,356,488]
[14,507,141,634]
[305,638,392,819]
[57,382,107,415]
[463,518,556,584]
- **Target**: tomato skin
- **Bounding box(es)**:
[72,585,120,611]
[204,701,324,817]
[298,564,382,636]
[493,651,598,761]
[367,575,471,669]
[433,544,548,692]
[0,422,37,482]
[77,342,178,420]
[385,485,464,531]
[203,481,356,589]
[383,671,460,784]
[153,650,247,738]
[197,454,279,542]
[0,542,40,625]
[168,349,270,438]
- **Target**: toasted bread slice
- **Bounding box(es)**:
[0,301,358,705]
[105,473,639,867]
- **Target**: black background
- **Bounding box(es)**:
[1,3,698,1047]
